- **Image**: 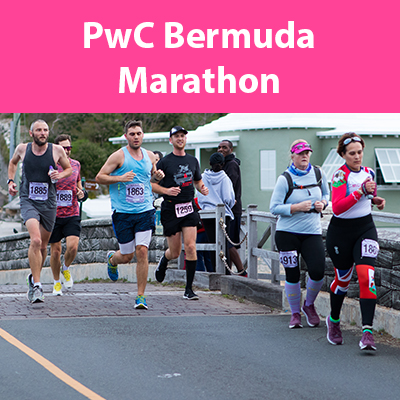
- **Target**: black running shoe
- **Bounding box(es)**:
[183,289,199,300]
[155,255,168,283]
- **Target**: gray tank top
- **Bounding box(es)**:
[20,143,57,208]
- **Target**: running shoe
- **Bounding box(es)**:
[31,286,44,303]
[326,315,343,345]
[301,301,320,327]
[183,289,199,300]
[62,269,74,289]
[238,269,248,277]
[107,251,118,281]
[26,274,34,303]
[359,331,376,351]
[52,282,63,296]
[134,295,148,310]
[289,312,303,329]
[155,255,168,283]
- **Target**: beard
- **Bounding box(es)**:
[128,141,141,150]
[32,134,48,147]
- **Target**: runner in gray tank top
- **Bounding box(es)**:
[8,119,72,303]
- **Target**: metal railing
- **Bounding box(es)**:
[178,204,400,285]
[177,204,227,274]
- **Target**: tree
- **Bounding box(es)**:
[71,139,114,179]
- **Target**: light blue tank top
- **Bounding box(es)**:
[110,147,154,214]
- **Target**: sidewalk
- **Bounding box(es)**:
[0,281,275,320]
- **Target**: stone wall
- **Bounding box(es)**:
[0,218,169,271]
[1,218,399,310]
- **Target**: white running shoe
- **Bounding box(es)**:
[62,269,74,289]
[53,282,63,296]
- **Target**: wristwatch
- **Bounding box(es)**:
[7,179,14,185]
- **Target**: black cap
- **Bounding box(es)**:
[209,152,225,165]
[170,126,188,137]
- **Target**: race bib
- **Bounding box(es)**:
[126,183,145,203]
[57,190,73,207]
[175,202,194,218]
[29,182,48,201]
[361,239,379,258]
[279,250,298,268]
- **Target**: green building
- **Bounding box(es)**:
[110,113,400,215]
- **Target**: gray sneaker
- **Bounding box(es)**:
[31,286,44,303]
[26,274,35,303]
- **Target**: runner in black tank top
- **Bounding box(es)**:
[7,119,72,303]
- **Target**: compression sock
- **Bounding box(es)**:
[285,281,301,314]
[305,278,324,306]
[185,260,197,291]
[330,291,346,321]
[360,298,376,328]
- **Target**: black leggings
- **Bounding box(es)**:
[326,214,377,269]
[275,231,325,284]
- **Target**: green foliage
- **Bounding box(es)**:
[72,139,114,179]
[15,112,228,180]
[0,125,9,164]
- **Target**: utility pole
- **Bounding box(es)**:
[9,113,21,202]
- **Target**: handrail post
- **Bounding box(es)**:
[270,218,279,284]
[247,204,258,279]
[216,204,226,274]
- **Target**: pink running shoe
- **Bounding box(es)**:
[326,316,343,345]
[359,331,376,351]
[289,313,303,329]
[301,301,320,327]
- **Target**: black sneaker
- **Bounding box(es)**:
[183,289,199,300]
[155,255,168,283]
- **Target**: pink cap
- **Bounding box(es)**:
[291,142,313,154]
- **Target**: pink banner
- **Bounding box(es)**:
[1,0,399,112]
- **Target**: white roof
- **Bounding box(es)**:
[195,113,400,137]
[110,114,400,145]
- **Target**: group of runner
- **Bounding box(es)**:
[270,134,385,351]
[7,120,220,308]
[7,121,385,350]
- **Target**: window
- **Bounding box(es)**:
[321,149,344,182]
[375,148,400,185]
[260,150,276,190]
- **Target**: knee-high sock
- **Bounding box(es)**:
[305,278,324,307]
[185,260,197,291]
[330,292,346,321]
[285,281,301,314]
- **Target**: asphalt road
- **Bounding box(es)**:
[0,283,399,400]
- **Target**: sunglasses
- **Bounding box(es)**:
[63,146,72,151]
[343,137,361,145]
[291,143,312,153]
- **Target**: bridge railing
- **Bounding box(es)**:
[180,205,400,286]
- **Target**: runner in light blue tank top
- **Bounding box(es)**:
[96,120,165,310]
[110,147,154,214]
